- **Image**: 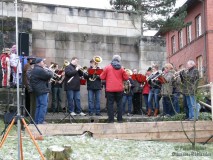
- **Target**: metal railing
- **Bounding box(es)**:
[198,82,213,121]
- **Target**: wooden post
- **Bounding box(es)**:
[211,82,213,121]
[45,145,72,160]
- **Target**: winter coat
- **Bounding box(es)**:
[100,61,128,92]
[147,72,162,89]
[30,65,53,96]
[84,66,102,90]
[161,70,174,96]
[23,62,31,91]
[180,67,199,95]
[172,76,182,93]
[142,81,150,95]
[64,63,83,91]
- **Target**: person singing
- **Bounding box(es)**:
[100,55,128,123]
[64,57,86,116]
[30,58,53,124]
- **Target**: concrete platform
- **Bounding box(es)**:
[44,112,152,123]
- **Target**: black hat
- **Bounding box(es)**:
[147,67,152,71]
[27,56,35,60]
[90,59,94,63]
[35,58,44,64]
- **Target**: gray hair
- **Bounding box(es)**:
[112,55,121,62]
[187,60,196,66]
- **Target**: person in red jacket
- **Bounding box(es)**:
[0,48,11,87]
[100,55,128,123]
[142,67,152,114]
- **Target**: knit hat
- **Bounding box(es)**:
[112,55,121,62]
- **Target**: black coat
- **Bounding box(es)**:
[64,63,83,91]
[30,65,53,96]
[84,66,102,90]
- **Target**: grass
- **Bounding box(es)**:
[0,119,213,160]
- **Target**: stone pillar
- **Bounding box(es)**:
[139,36,166,74]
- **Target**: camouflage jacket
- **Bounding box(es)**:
[180,67,199,95]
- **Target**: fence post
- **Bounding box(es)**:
[211,82,213,121]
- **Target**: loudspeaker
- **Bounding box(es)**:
[18,32,29,56]
[4,112,17,124]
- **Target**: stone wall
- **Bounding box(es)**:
[0,2,141,37]
[139,36,166,73]
[32,31,139,68]
[0,2,167,112]
[32,31,139,110]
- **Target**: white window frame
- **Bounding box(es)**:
[171,36,175,54]
[196,15,202,37]
[186,24,192,43]
[197,56,203,78]
[178,30,183,49]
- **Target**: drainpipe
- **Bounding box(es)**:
[200,0,208,83]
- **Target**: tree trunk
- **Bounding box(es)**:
[45,145,72,160]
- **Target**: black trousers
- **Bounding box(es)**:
[132,93,142,114]
[25,89,31,114]
[106,92,123,123]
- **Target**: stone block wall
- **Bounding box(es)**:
[0,2,141,37]
[32,31,139,110]
[139,36,166,74]
[0,2,167,112]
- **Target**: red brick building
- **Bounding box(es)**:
[160,0,213,83]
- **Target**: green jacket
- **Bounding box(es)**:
[161,70,174,96]
[180,67,199,95]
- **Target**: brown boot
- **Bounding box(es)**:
[154,109,159,117]
[147,109,152,117]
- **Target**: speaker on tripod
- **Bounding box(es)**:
[18,32,29,56]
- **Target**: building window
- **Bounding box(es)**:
[196,56,203,78]
[171,36,175,54]
[195,15,202,37]
[178,30,183,49]
[186,24,192,44]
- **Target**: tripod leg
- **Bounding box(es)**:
[59,113,70,123]
[23,106,42,135]
[69,114,76,123]
[21,118,45,160]
[20,131,24,160]
[0,118,15,148]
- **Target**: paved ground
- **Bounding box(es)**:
[45,111,152,123]
[0,109,160,124]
